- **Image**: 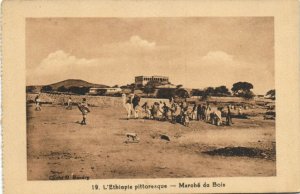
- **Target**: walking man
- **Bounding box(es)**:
[205,102,211,122]
[192,104,197,120]
[197,104,202,120]
[121,93,127,108]
[141,102,151,119]
[132,94,141,119]
[66,97,72,110]
[78,98,90,125]
[125,93,134,119]
[162,102,169,121]
[35,94,41,111]
[226,105,233,126]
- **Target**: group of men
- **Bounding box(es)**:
[65,97,90,125]
[122,93,141,119]
[121,93,233,127]
[34,92,234,127]
[188,103,234,126]
[34,94,90,125]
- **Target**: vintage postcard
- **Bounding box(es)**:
[2,0,300,194]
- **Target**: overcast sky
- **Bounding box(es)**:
[26,17,274,94]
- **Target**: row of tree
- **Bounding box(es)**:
[192,82,274,100]
[266,89,275,100]
[26,81,276,100]
[26,85,90,95]
[186,82,255,99]
[192,86,231,97]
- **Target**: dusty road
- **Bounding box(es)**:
[27,103,275,180]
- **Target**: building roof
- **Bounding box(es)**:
[156,84,176,88]
[135,75,168,78]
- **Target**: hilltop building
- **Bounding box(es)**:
[135,76,169,88]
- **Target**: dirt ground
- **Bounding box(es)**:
[27,102,276,180]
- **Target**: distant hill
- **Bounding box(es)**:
[26,79,109,93]
[47,79,109,90]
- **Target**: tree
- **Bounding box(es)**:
[231,82,254,97]
[144,84,155,94]
[175,88,190,98]
[143,80,161,95]
[176,84,183,89]
[68,86,90,95]
[156,88,176,99]
[201,87,214,100]
[57,86,68,92]
[204,87,215,95]
[129,83,136,90]
[214,86,231,96]
[243,91,255,99]
[26,86,36,93]
[41,85,53,93]
[191,89,204,96]
[266,89,275,100]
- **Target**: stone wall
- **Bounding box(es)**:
[27,93,273,107]
[26,93,170,107]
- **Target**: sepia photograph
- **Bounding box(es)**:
[3,0,300,193]
[25,17,276,180]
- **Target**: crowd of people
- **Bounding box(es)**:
[121,93,234,127]
[34,93,235,127]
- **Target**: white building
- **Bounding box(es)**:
[88,87,122,95]
[135,76,169,88]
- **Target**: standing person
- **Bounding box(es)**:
[78,98,90,125]
[170,102,177,123]
[151,102,159,120]
[226,105,233,126]
[125,93,134,119]
[192,104,197,120]
[215,108,222,126]
[179,103,185,124]
[182,99,188,110]
[141,102,151,119]
[174,103,182,123]
[169,96,174,104]
[132,94,141,119]
[202,105,207,120]
[197,104,202,120]
[162,102,169,121]
[205,102,211,122]
[66,97,72,110]
[35,94,41,111]
[121,93,127,108]
[157,101,164,119]
[238,106,242,116]
[182,107,190,127]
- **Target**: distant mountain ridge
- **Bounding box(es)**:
[27,79,109,90]
[48,79,109,89]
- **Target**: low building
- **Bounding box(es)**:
[88,87,122,96]
[156,84,176,89]
[135,75,169,88]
